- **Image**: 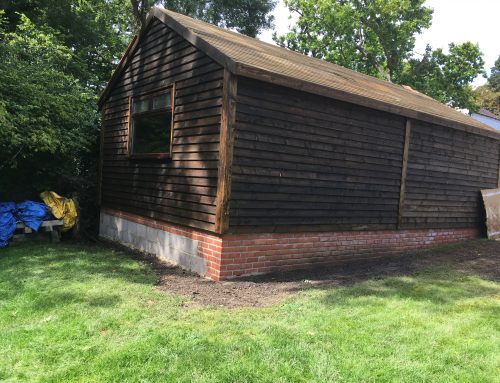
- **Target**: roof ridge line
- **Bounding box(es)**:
[98,7,500,139]
[157,8,491,122]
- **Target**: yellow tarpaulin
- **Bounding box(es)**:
[40,191,77,232]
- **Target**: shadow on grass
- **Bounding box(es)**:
[0,241,154,305]
[27,291,123,312]
[318,270,500,310]
[2,239,499,310]
[240,239,500,290]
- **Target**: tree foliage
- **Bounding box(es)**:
[399,42,485,111]
[488,55,500,92]
[1,0,132,90]
[0,12,98,202]
[275,0,432,81]
[474,55,500,116]
[130,0,276,37]
[276,0,485,110]
[475,85,500,116]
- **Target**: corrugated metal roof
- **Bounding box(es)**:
[156,8,497,136]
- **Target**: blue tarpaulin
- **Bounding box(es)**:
[0,202,16,249]
[0,201,51,248]
[16,201,50,231]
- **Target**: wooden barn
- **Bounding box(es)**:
[98,7,500,280]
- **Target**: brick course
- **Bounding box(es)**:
[218,228,479,279]
[101,209,480,281]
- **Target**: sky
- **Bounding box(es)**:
[258,0,499,87]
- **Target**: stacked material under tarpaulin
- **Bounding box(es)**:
[481,188,500,239]
[0,201,50,248]
[16,201,50,231]
[40,191,77,232]
[0,203,16,248]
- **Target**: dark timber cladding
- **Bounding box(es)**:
[100,19,224,232]
[99,8,500,238]
[400,120,499,228]
[229,77,406,232]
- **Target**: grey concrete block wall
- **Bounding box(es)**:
[99,211,208,275]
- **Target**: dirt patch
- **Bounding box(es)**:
[108,239,500,308]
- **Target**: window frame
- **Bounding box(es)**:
[127,84,175,160]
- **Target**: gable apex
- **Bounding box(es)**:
[97,7,235,109]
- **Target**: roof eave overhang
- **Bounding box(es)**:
[235,62,500,139]
[98,8,499,141]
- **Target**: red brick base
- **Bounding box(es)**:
[219,228,480,279]
[102,209,480,281]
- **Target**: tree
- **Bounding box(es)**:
[0,13,98,201]
[489,55,500,92]
[276,0,485,110]
[130,0,276,37]
[474,55,500,116]
[399,42,485,112]
[475,85,500,116]
[275,0,432,81]
[1,0,133,90]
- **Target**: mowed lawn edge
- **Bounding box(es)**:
[0,242,498,382]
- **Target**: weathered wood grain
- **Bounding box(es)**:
[228,77,405,233]
[398,120,412,229]
[400,120,499,229]
[100,21,223,231]
[214,70,237,233]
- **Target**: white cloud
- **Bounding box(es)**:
[259,0,499,86]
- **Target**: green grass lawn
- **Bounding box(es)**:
[0,242,499,382]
